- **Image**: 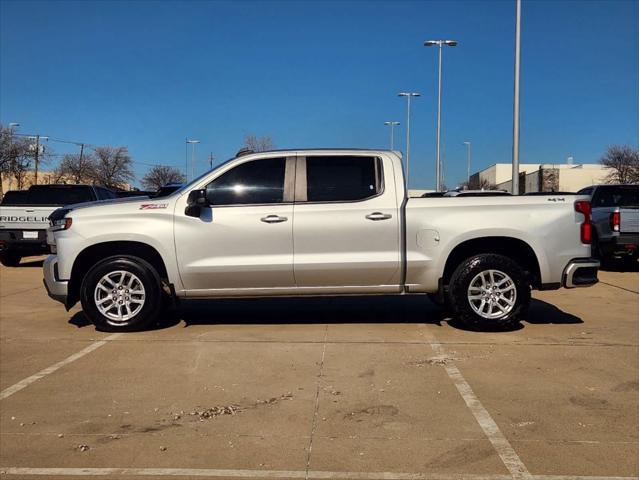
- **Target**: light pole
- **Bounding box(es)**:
[397,93,420,187]
[424,39,457,191]
[186,139,200,182]
[511,0,522,195]
[463,141,471,186]
[384,121,400,150]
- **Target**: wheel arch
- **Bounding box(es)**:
[442,236,542,289]
[66,241,169,309]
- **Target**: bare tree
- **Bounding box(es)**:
[54,153,97,184]
[141,165,186,190]
[0,125,35,194]
[243,134,275,152]
[600,145,639,184]
[93,146,135,189]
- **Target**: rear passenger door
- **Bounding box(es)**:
[292,154,401,289]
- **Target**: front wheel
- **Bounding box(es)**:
[80,256,163,332]
[447,254,530,330]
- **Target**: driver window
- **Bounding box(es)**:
[205,158,286,206]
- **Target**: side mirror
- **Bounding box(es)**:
[185,189,208,217]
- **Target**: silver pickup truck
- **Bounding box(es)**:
[43,149,599,332]
[577,184,639,264]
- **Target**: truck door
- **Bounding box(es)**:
[174,156,296,292]
[292,154,401,288]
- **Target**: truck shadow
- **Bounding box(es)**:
[68,297,582,332]
[176,296,582,332]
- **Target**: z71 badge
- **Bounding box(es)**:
[139,203,168,210]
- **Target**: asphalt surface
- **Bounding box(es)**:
[0,258,638,479]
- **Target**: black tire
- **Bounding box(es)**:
[80,255,163,332]
[0,253,22,267]
[447,253,530,330]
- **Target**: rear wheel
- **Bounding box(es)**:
[448,254,530,330]
[0,253,22,267]
[80,256,163,332]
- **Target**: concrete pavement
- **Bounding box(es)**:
[0,260,637,479]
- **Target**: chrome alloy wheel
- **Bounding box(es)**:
[94,270,146,324]
[467,269,517,320]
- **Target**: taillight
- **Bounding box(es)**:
[609,211,620,232]
[575,200,592,244]
[51,217,73,231]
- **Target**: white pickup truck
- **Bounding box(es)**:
[43,149,599,331]
[0,184,119,266]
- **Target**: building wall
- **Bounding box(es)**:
[1,171,60,193]
[495,164,610,193]
[1,171,136,196]
[557,165,608,191]
[479,163,541,186]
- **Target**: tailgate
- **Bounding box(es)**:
[620,208,639,234]
[0,206,54,231]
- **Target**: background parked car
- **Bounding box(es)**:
[0,184,117,266]
[577,184,639,265]
[444,189,511,197]
[152,183,184,198]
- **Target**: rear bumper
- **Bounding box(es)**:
[563,258,600,288]
[43,255,68,305]
[599,233,639,257]
[0,229,49,255]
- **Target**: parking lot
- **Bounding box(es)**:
[0,260,637,479]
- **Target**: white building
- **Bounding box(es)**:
[471,163,609,193]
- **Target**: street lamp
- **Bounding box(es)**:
[463,141,471,186]
[383,121,400,150]
[511,0,522,195]
[186,139,200,182]
[424,39,457,191]
[397,93,420,187]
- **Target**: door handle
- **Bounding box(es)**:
[260,215,288,224]
[366,212,392,221]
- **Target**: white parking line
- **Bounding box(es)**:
[0,467,635,479]
[426,337,532,480]
[0,333,121,400]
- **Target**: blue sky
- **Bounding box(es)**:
[1,0,638,189]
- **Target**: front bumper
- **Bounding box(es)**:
[43,255,68,305]
[563,258,600,288]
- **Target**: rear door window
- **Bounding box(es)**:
[304,156,381,202]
